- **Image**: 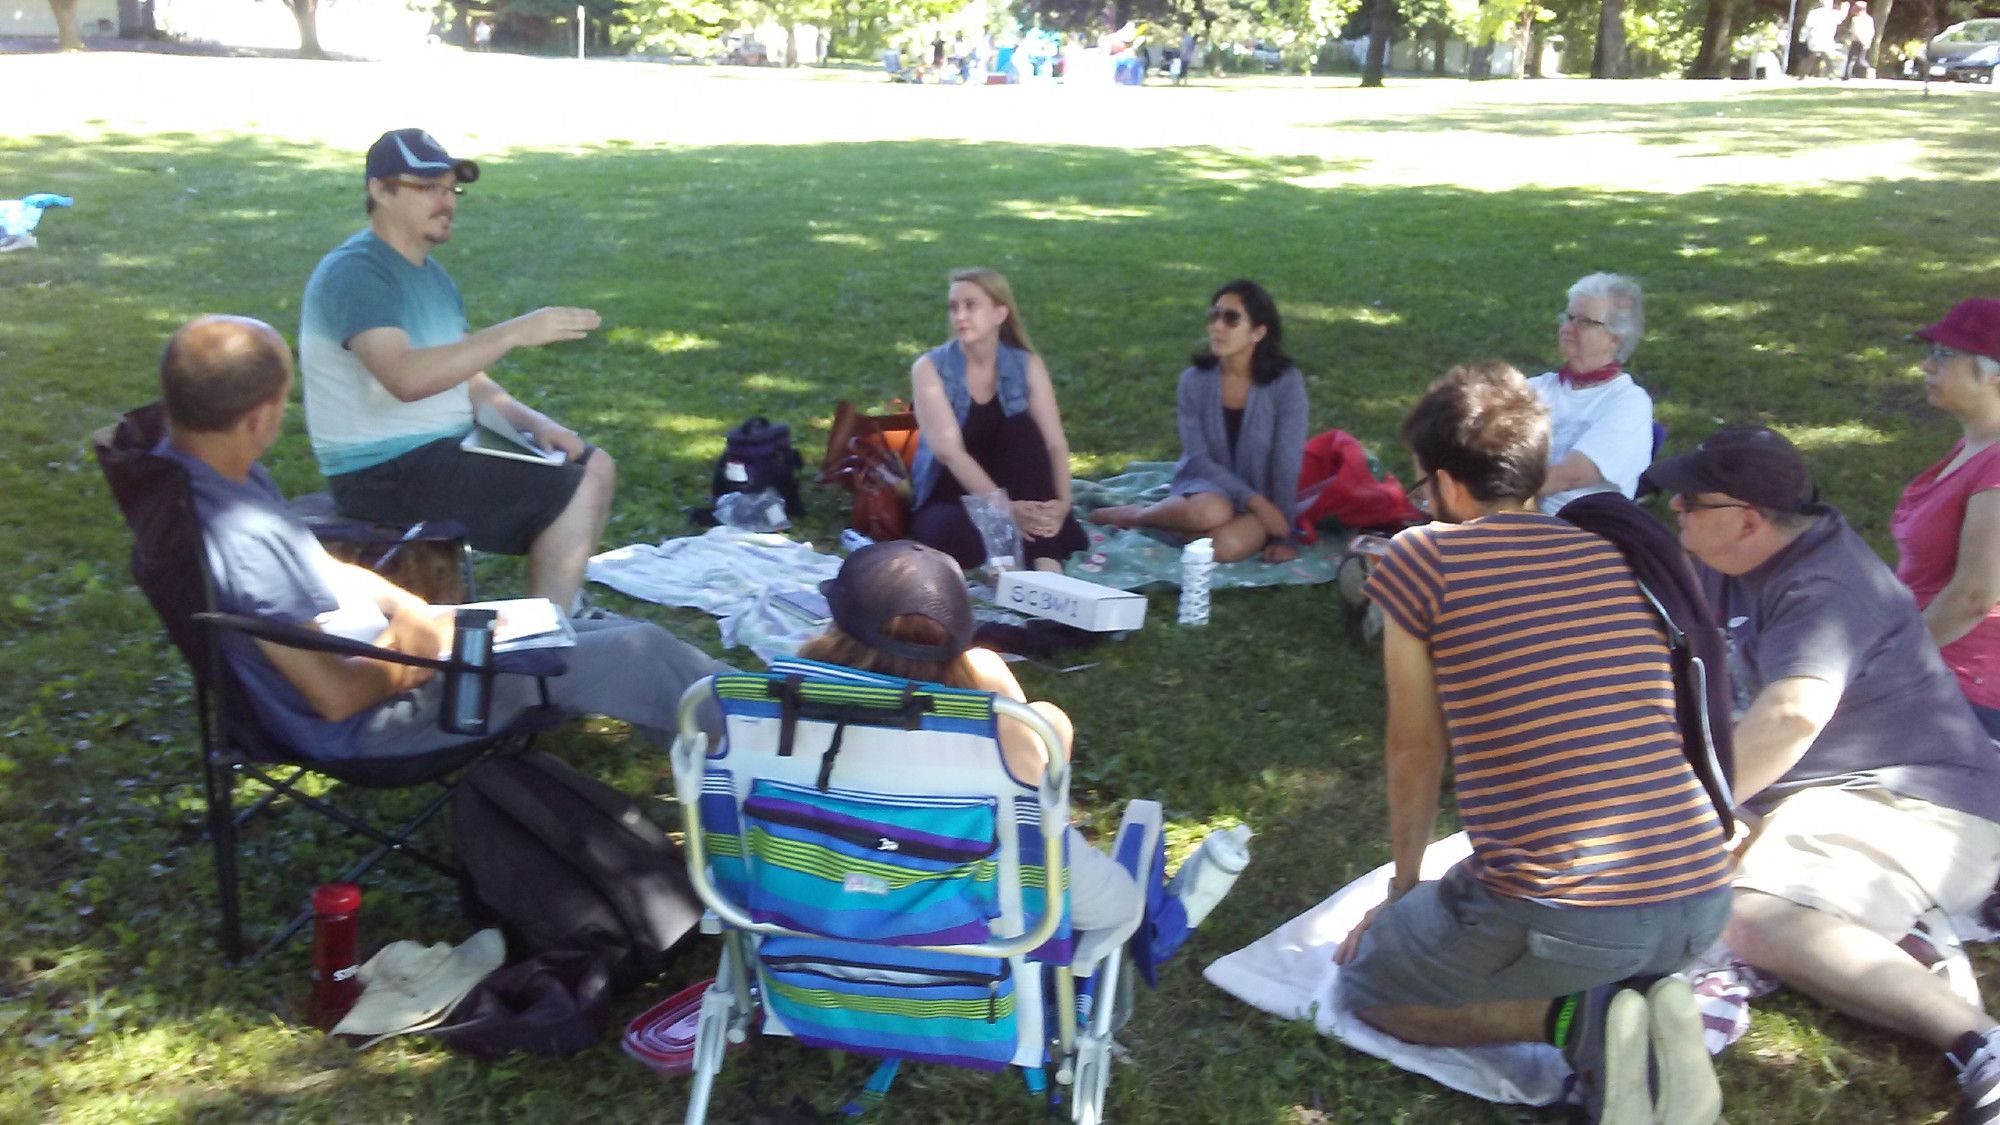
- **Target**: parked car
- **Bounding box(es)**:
[720,34,768,65]
[1250,40,1282,70]
[1926,18,2000,83]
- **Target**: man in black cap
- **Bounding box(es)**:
[1645,428,2000,1123]
[300,128,609,614]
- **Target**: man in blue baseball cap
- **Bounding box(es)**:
[300,128,611,614]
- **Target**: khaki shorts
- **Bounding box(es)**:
[1735,785,2000,937]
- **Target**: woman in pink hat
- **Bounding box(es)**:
[1892,298,2000,739]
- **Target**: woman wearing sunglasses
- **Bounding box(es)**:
[1090,279,1308,564]
[1892,299,2000,739]
[908,267,1088,572]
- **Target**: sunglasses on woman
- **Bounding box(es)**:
[1207,307,1246,328]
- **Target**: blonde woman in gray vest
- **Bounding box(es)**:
[907,268,1088,572]
[1090,280,1309,563]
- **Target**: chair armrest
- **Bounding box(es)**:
[193,611,565,678]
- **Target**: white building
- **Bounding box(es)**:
[6,0,120,38]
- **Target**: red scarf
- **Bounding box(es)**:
[1559,361,1621,389]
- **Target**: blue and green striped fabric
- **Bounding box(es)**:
[711,664,999,740]
[743,779,1000,945]
[758,935,1017,1071]
[1014,792,1073,964]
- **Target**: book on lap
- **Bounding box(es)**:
[459,597,577,653]
[461,402,568,466]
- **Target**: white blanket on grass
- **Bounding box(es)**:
[1204,832,1991,1107]
[586,527,844,664]
[585,528,1028,665]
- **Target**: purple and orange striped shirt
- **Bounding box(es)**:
[1364,511,1731,908]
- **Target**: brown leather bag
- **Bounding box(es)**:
[840,435,913,541]
[820,400,919,489]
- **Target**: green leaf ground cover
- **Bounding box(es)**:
[4,54,1998,1123]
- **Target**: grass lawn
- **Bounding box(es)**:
[5,51,2000,1123]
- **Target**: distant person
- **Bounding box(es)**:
[1799,0,1846,77]
[1177,31,1196,82]
[1892,299,2000,738]
[1090,280,1308,564]
[1530,273,1654,513]
[1843,1,1875,78]
[299,129,611,615]
[1647,428,2000,1125]
[472,19,492,50]
[932,33,946,68]
[908,268,1087,572]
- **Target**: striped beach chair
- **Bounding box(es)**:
[665,658,1157,1124]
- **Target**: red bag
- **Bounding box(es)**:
[1293,429,1424,543]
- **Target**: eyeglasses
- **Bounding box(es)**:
[1927,343,1970,363]
[1207,307,1245,328]
[1560,311,1610,332]
[1410,472,1433,514]
[1675,496,1752,513]
[384,177,464,198]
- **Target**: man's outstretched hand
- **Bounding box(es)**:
[509,306,601,347]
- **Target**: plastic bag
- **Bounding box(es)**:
[961,489,1022,582]
[714,488,790,533]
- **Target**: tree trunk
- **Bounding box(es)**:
[1591,0,1626,76]
[1690,0,1734,76]
[1521,11,1540,77]
[51,0,85,48]
[1469,41,1493,78]
[783,20,799,66]
[1432,23,1448,72]
[287,0,324,57]
[1868,0,1894,70]
[1362,0,1395,85]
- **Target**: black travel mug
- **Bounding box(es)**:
[441,607,497,735]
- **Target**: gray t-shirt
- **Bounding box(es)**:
[159,442,377,759]
[1702,508,2000,820]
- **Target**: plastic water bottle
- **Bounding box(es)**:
[308,883,363,1029]
[442,607,496,735]
[1178,537,1215,626]
[1169,826,1252,929]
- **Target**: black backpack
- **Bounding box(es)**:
[711,415,804,517]
[455,752,704,992]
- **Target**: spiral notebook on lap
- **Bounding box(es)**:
[461,403,568,466]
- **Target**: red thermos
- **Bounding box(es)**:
[308,883,363,1029]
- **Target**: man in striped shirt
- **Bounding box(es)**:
[1335,363,1734,1124]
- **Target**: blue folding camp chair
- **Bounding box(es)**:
[666,658,1162,1124]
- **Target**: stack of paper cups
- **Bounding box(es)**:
[1179,537,1215,626]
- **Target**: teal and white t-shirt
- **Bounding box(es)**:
[300,230,474,476]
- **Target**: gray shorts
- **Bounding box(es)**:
[328,437,591,556]
[1338,860,1731,1012]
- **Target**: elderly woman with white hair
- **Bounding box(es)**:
[1529,273,1654,513]
[1893,298,2000,739]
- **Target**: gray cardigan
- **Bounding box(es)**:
[1168,365,1309,521]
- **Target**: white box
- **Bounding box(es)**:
[995,571,1147,632]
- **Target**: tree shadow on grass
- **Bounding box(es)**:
[3,125,1999,1122]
